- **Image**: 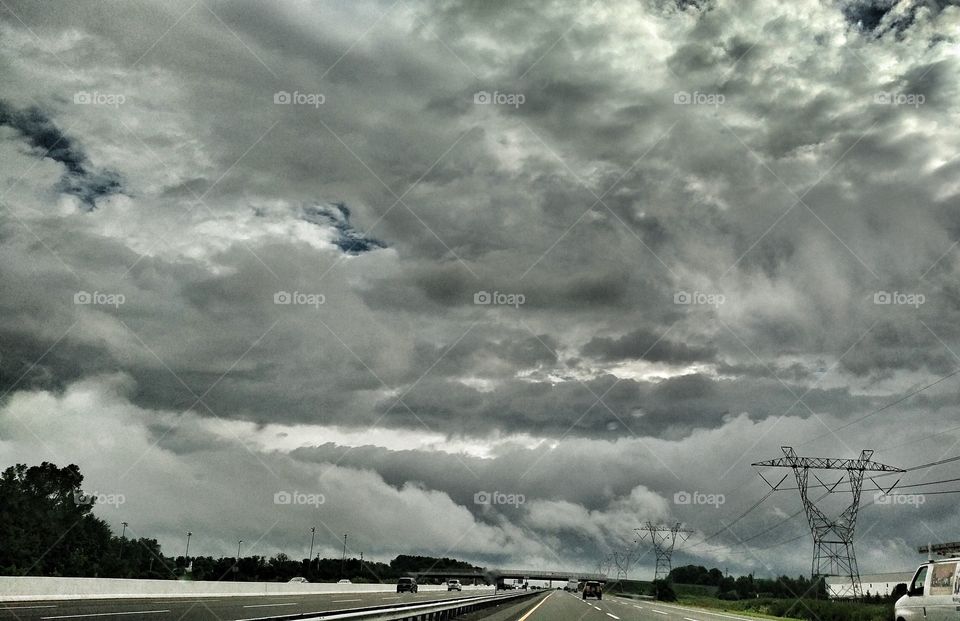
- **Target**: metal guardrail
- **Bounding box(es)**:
[241,591,541,621]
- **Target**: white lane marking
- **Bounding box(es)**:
[653,611,668,615]
[331,599,362,603]
[516,592,552,621]
[138,601,219,604]
[1,606,57,610]
[41,612,169,620]
[684,618,700,621]
[606,614,620,619]
[380,597,400,600]
[593,605,601,610]
[651,602,763,621]
[241,603,297,608]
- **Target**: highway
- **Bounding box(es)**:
[0,589,495,621]
[0,590,787,621]
[490,591,783,621]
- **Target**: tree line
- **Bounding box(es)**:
[0,462,480,582]
[668,564,906,602]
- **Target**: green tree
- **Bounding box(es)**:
[0,462,114,576]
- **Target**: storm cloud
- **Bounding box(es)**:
[1,0,960,579]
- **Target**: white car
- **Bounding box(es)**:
[447,580,462,591]
[896,558,957,621]
[338,579,352,584]
[288,577,308,583]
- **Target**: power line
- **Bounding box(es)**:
[876,418,960,453]
[684,487,777,550]
[799,367,960,447]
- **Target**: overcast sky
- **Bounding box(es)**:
[2,0,960,581]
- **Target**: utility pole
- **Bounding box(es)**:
[753,446,903,599]
[309,527,316,567]
[340,534,347,580]
[636,522,693,581]
[119,521,128,559]
[185,532,192,560]
[235,539,243,581]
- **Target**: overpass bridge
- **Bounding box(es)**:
[412,568,607,584]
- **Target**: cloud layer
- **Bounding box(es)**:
[1,0,960,578]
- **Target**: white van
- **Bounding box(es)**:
[895,558,960,621]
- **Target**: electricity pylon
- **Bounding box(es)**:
[636,522,693,581]
[753,446,903,599]
[612,541,641,581]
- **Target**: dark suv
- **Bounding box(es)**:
[397,577,418,593]
[582,581,602,600]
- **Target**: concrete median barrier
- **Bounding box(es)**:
[0,577,492,601]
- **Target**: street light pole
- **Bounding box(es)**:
[309,527,316,565]
[339,534,347,580]
[185,532,192,559]
[119,522,128,559]
[236,539,243,581]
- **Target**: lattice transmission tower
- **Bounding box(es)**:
[636,522,693,581]
[612,541,641,581]
[753,446,903,599]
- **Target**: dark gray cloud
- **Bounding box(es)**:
[299,202,386,254]
[0,101,122,209]
[581,328,718,364]
[2,0,960,578]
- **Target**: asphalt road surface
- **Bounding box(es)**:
[0,588,496,621]
[497,591,786,621]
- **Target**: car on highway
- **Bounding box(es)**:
[582,580,602,600]
[447,579,462,591]
[564,579,578,592]
[337,579,352,584]
[895,558,958,621]
[287,577,308,583]
[397,577,418,593]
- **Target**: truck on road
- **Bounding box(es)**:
[895,558,959,621]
